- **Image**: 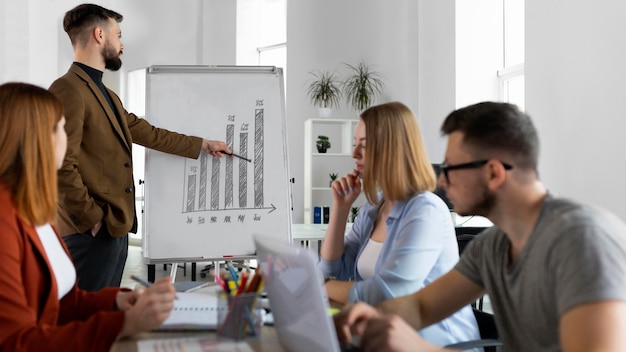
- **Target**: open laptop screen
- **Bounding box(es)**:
[254,234,342,352]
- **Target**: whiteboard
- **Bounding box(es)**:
[141,65,292,261]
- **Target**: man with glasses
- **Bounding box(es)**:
[334,102,626,351]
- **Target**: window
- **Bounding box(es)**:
[498,0,525,109]
[237,0,287,91]
[236,0,286,66]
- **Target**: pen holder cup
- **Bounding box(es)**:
[217,292,263,340]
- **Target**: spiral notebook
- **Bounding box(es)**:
[155,291,222,331]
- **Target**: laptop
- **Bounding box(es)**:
[254,234,359,352]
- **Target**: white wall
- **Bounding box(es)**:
[287,0,456,223]
[2,0,454,225]
[4,0,626,223]
[0,0,236,93]
[526,0,626,220]
[417,0,456,162]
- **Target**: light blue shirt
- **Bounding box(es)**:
[318,191,481,348]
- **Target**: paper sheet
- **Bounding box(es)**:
[137,337,253,352]
[156,292,222,330]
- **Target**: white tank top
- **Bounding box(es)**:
[35,224,76,299]
[357,238,383,279]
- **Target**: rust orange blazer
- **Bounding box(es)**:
[0,185,125,351]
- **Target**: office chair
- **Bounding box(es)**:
[456,234,479,259]
[449,226,503,351]
[455,228,489,310]
[445,308,503,351]
[455,226,489,237]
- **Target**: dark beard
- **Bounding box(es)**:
[457,186,496,217]
[103,42,122,71]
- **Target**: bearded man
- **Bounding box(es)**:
[49,3,231,291]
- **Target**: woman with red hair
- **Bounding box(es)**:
[0,82,175,351]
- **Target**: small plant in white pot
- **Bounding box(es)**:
[316,135,331,153]
[329,172,338,187]
[342,60,385,113]
[307,70,342,118]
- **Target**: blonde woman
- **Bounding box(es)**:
[319,102,479,348]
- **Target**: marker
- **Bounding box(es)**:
[236,272,248,295]
[226,263,240,290]
[130,275,179,299]
[215,274,230,294]
[220,150,252,163]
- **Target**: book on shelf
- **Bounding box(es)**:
[313,206,322,224]
[323,206,330,224]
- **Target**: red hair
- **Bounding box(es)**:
[0,82,64,225]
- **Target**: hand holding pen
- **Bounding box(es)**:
[119,277,177,337]
[220,150,252,163]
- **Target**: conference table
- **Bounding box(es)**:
[117,218,491,351]
[145,217,491,281]
[110,326,285,352]
[111,284,286,352]
[291,223,351,255]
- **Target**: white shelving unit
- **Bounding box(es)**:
[304,118,366,224]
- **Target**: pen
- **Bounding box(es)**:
[130,275,179,299]
[244,306,258,337]
[244,271,261,293]
[220,150,252,163]
[236,272,248,295]
[226,263,240,290]
[215,273,230,294]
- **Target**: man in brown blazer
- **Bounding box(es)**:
[49,4,232,291]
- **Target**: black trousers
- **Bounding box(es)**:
[63,223,128,292]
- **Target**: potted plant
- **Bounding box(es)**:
[342,60,385,112]
[306,70,342,118]
[316,135,331,153]
[329,172,338,187]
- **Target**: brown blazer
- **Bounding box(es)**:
[0,185,125,351]
[49,63,202,237]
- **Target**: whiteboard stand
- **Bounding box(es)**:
[169,263,179,283]
[137,65,292,275]
[145,255,258,283]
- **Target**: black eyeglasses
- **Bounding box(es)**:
[440,160,513,183]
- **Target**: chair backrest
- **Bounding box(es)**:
[446,309,502,351]
[455,226,489,237]
[453,226,503,351]
[473,308,499,340]
[456,234,477,255]
[455,226,490,255]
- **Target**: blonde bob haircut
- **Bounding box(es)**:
[359,102,436,204]
[0,82,64,226]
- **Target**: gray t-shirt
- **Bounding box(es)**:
[456,195,626,351]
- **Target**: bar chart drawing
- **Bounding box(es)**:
[181,107,269,213]
[141,65,291,261]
